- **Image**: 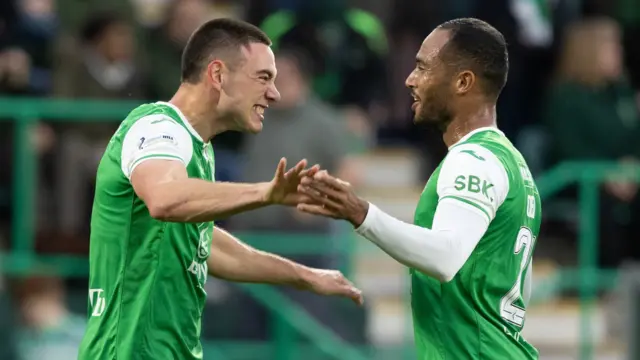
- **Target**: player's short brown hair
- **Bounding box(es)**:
[181,18,272,83]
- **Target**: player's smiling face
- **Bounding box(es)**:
[217,43,280,134]
[405,29,454,127]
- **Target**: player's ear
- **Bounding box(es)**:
[207,60,225,91]
[455,70,475,95]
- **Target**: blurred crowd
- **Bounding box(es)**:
[1,0,640,359]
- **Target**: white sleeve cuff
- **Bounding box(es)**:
[354,202,381,235]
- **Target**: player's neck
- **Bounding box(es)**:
[442,103,497,148]
[169,84,227,142]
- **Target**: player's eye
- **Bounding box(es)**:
[258,74,271,83]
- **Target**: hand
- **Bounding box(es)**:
[296,170,369,227]
[301,268,364,306]
[265,157,320,206]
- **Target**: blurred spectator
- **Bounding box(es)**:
[52,12,146,235]
[220,48,366,343]
[54,12,144,99]
[544,17,640,268]
[0,0,58,95]
[11,275,85,360]
[0,48,38,95]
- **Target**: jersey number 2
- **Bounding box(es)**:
[500,226,535,327]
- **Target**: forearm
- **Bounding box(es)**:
[355,201,488,282]
[148,179,271,222]
[207,227,312,287]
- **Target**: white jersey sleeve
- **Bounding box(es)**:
[356,200,489,282]
[353,142,511,282]
[437,143,509,223]
[120,114,194,179]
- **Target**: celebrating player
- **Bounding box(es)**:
[78,18,363,360]
[298,18,540,359]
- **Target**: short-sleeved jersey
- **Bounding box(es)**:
[412,128,540,360]
[78,102,215,360]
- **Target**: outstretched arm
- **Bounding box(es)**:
[133,161,282,222]
[206,227,363,305]
[123,115,310,222]
[353,201,488,282]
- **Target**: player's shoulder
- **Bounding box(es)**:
[134,113,181,129]
[439,142,510,202]
[126,111,188,138]
[445,142,503,170]
[125,102,182,125]
[121,111,193,157]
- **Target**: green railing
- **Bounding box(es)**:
[2,97,640,359]
[532,162,640,359]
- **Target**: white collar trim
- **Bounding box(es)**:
[448,127,504,149]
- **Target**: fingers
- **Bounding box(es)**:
[293,159,308,174]
[351,288,364,306]
[275,157,287,180]
[296,203,339,218]
[313,171,350,190]
[298,179,344,199]
[344,284,364,306]
[299,175,346,210]
[336,275,364,306]
[311,270,364,306]
[283,158,307,178]
[299,164,320,178]
[297,185,342,209]
[299,180,343,200]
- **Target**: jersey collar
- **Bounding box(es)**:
[156,101,204,143]
[448,127,504,150]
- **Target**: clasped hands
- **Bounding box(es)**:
[266,158,369,227]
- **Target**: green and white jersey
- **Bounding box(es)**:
[412,128,541,359]
[78,102,215,360]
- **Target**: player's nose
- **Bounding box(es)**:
[405,70,417,89]
[266,84,281,102]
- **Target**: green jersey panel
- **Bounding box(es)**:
[412,128,541,360]
[78,102,215,360]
